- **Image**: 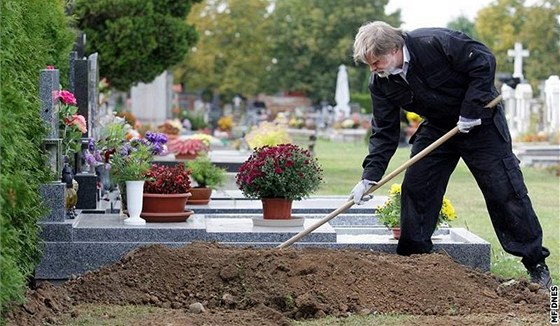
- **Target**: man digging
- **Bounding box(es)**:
[349,21,552,289]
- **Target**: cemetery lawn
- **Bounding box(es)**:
[314,139,559,283]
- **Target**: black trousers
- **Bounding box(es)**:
[395,113,550,268]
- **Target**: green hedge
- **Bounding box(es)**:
[0,0,74,321]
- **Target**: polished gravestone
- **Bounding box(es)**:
[36,193,491,281]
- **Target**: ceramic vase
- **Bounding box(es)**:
[123,180,146,225]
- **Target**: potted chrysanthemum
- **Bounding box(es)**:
[168,137,210,160]
[141,163,193,222]
[235,144,323,219]
[376,183,457,239]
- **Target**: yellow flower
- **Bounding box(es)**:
[217,116,234,131]
[389,183,401,195]
[245,122,292,149]
[405,111,423,123]
[377,183,457,229]
[440,198,456,221]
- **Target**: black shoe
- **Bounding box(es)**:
[527,263,552,290]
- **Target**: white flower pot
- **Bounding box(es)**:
[123,180,146,226]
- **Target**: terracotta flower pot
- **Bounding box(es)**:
[175,153,198,160]
[189,187,212,205]
[261,198,293,219]
[141,193,192,222]
[391,227,401,240]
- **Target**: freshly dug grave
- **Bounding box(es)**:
[5,242,549,325]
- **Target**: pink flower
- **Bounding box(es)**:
[46,66,55,70]
[58,90,77,106]
[65,114,87,133]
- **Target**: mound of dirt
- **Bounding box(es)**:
[5,242,549,325]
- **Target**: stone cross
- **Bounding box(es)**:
[507,42,529,80]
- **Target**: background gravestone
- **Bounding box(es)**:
[69,51,78,93]
[38,68,66,222]
[74,53,99,210]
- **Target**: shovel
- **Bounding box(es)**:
[277,95,502,249]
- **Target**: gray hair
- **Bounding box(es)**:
[353,21,404,64]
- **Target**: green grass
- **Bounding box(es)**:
[312,139,560,283]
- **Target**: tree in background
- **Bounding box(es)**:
[475,0,560,89]
[74,0,201,91]
[176,0,273,99]
[265,0,400,102]
[518,3,560,84]
[447,15,478,40]
[177,0,400,103]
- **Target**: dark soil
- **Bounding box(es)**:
[5,242,550,325]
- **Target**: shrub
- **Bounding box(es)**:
[0,0,74,318]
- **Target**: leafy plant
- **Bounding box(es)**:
[144,164,192,194]
[57,89,87,159]
[376,183,457,229]
[84,119,168,183]
[186,156,226,189]
[182,110,208,131]
[236,144,323,200]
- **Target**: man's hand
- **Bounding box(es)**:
[349,179,377,205]
[457,116,482,133]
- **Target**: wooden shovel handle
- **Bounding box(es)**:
[277,95,502,249]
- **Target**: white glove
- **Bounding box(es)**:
[457,116,482,133]
[349,179,377,205]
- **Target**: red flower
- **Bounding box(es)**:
[235,143,323,200]
[57,90,77,106]
[144,164,192,194]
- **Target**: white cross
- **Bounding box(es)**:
[507,42,529,80]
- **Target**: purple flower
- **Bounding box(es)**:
[145,131,156,143]
[84,152,98,166]
[94,150,103,162]
[120,144,132,156]
[157,133,168,144]
[152,143,164,155]
[145,132,168,145]
[88,138,95,151]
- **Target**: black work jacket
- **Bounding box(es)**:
[362,28,501,181]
